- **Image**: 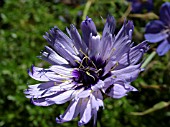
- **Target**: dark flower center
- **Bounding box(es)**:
[73,56,105,86]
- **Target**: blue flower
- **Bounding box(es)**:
[127,0,153,13]
[25,15,149,126]
[145,2,170,56]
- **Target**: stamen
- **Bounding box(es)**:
[81,56,89,66]
[111,62,119,71]
[106,48,116,62]
[73,49,106,85]
[57,73,74,78]
[54,82,57,85]
[86,71,96,81]
[95,68,102,73]
[72,45,79,56]
[79,49,98,70]
[75,60,85,68]
[79,48,87,56]
[95,68,102,76]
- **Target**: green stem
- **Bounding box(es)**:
[141,51,156,68]
[82,0,94,20]
[118,4,131,23]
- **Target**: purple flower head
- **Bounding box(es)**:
[127,0,153,13]
[145,2,170,56]
[25,15,149,126]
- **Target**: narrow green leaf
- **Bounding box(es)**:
[130,101,170,116]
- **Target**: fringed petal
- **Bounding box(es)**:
[102,15,116,36]
[81,17,97,47]
[156,39,170,56]
[28,66,68,82]
[40,46,69,65]
[118,41,149,67]
[103,79,137,99]
[56,99,80,123]
[112,64,141,82]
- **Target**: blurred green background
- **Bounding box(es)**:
[0,0,170,126]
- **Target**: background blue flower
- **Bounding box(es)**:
[145,2,170,56]
[127,0,153,13]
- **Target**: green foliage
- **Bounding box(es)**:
[0,0,170,127]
